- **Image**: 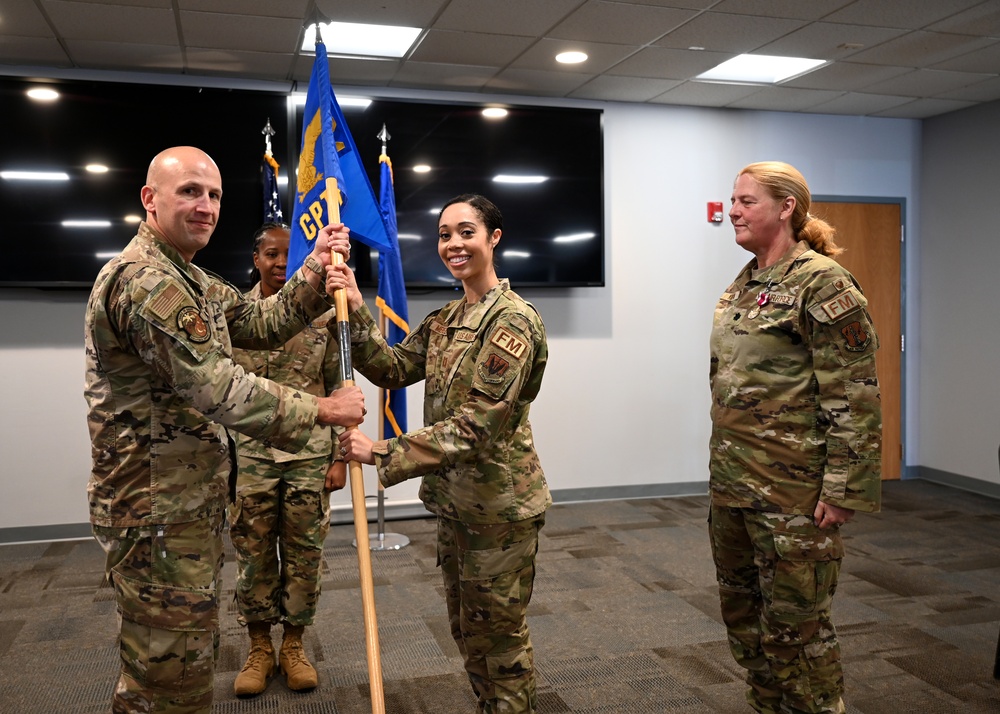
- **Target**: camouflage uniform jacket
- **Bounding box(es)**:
[709,241,882,515]
[232,283,342,464]
[85,222,334,527]
[349,279,552,524]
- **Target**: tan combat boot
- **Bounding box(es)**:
[279,623,319,691]
[233,621,276,696]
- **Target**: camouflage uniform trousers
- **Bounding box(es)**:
[437,513,546,714]
[709,505,846,714]
[228,454,331,626]
[93,512,225,714]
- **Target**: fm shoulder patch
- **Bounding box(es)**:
[490,327,528,360]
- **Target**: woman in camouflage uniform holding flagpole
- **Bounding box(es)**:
[334,194,551,714]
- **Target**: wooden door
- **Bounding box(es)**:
[812,201,902,480]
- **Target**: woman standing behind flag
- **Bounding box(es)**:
[229,222,348,697]
[334,194,550,713]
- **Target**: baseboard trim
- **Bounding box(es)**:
[908,466,1000,501]
[552,481,709,504]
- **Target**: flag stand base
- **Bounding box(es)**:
[353,532,411,551]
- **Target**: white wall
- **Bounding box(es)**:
[918,100,1000,485]
[0,99,922,532]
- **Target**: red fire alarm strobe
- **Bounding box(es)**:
[707,202,724,223]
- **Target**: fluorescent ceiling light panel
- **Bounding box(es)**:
[696,54,826,84]
[503,251,531,258]
[63,220,112,228]
[554,232,596,243]
[302,22,420,58]
[289,94,371,108]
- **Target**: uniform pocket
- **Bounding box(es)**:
[770,528,843,618]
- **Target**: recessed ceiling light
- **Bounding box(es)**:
[302,21,420,58]
[413,165,431,173]
[556,51,588,64]
[493,175,548,184]
[27,88,59,102]
[696,54,826,84]
[482,107,508,119]
[85,164,109,174]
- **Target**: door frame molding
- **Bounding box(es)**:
[814,195,908,478]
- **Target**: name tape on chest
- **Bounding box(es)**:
[490,327,528,359]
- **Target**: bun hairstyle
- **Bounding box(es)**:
[737,162,843,258]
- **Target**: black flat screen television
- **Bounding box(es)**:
[0,75,604,290]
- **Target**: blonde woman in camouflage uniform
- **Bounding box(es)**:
[229,223,351,696]
[85,147,365,714]
[710,162,882,714]
[335,194,551,713]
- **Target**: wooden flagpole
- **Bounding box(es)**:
[325,177,386,713]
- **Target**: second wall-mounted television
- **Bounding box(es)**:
[0,75,604,290]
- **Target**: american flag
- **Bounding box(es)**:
[263,153,283,223]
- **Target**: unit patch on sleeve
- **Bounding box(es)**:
[479,352,511,383]
[176,306,211,343]
[840,321,871,351]
[490,327,528,359]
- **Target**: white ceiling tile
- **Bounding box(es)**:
[434,0,584,36]
[727,85,844,111]
[181,12,302,54]
[935,75,1000,103]
[547,1,698,46]
[927,2,1000,36]
[648,80,764,106]
[801,91,917,116]
[409,29,534,67]
[608,46,732,79]
[862,68,995,97]
[311,0,448,27]
[44,1,176,44]
[654,12,807,52]
[757,22,908,59]
[783,61,912,92]
[873,96,977,119]
[184,49,296,80]
[823,0,986,30]
[176,0,310,18]
[62,39,184,70]
[711,0,855,21]
[568,74,682,101]
[389,61,498,91]
[0,37,72,66]
[846,30,998,68]
[483,67,593,97]
[2,0,57,36]
[930,40,1000,74]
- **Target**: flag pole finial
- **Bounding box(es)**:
[261,118,275,156]
[377,124,391,155]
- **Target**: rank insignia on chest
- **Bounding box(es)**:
[490,327,528,359]
[177,306,210,343]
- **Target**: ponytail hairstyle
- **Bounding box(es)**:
[248,221,290,286]
[737,162,843,257]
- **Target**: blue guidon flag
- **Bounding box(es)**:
[288,41,391,276]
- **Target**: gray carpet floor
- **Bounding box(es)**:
[1,479,999,713]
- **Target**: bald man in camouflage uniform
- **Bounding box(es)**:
[710,162,882,714]
[85,146,364,714]
[336,194,551,714]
